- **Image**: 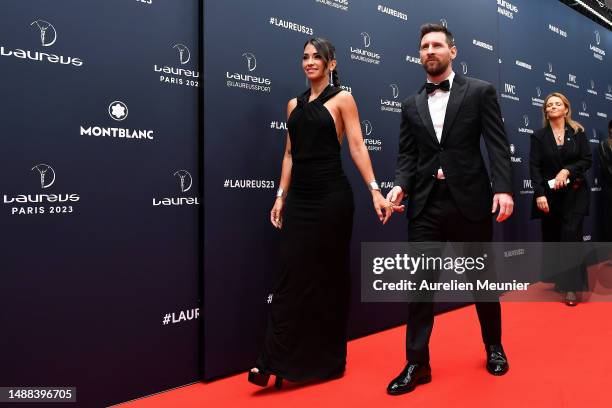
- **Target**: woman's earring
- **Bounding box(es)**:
[329,69,333,85]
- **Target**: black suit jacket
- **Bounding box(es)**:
[393,74,512,221]
[529,126,592,219]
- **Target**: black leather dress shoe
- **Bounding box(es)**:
[387,363,432,395]
[486,345,509,376]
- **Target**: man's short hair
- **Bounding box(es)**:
[420,23,455,47]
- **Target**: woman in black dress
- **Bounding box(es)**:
[529,92,592,306]
[248,38,398,387]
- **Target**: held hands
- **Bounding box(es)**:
[270,197,284,229]
[553,169,570,190]
[372,191,400,225]
[536,196,550,213]
[492,193,514,222]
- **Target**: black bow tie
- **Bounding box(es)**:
[426,80,450,94]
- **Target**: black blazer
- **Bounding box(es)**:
[393,74,512,221]
[599,141,612,189]
[529,126,592,219]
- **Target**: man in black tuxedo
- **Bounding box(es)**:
[385,24,514,395]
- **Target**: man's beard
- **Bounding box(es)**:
[422,58,449,77]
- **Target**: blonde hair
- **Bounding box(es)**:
[542,92,585,134]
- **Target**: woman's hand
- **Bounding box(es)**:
[536,196,549,213]
[372,191,402,225]
[270,197,284,229]
[553,169,570,190]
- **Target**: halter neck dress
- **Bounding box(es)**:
[257,85,355,381]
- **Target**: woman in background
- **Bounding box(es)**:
[529,92,592,306]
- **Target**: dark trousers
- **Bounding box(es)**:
[406,180,501,363]
[541,212,587,291]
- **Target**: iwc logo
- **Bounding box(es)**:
[0,19,84,67]
[80,101,155,141]
[153,170,200,207]
[3,164,80,216]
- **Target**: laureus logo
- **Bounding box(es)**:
[173,44,191,65]
[460,61,468,75]
[173,170,193,193]
[31,164,55,189]
[440,18,448,28]
[582,101,587,111]
[30,19,57,47]
[361,120,373,136]
[536,87,542,97]
[360,32,371,48]
[108,101,128,121]
[595,30,601,46]
[390,84,399,99]
[591,80,595,89]
[548,62,553,73]
[523,115,529,127]
[242,52,257,71]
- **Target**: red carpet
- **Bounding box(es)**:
[118,301,612,408]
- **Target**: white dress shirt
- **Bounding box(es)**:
[427,71,455,178]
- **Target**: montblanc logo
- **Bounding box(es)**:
[460,61,468,75]
[515,59,531,70]
[3,164,81,216]
[80,101,155,141]
[501,82,519,101]
[590,30,605,60]
[226,51,272,93]
[0,19,83,67]
[531,87,544,107]
[381,84,401,113]
[351,33,381,64]
[31,20,57,47]
[173,170,193,193]
[154,43,200,88]
[519,114,533,134]
[242,52,257,71]
[360,32,371,48]
[108,101,128,121]
[31,164,55,189]
[588,79,597,95]
[153,170,200,207]
[173,44,191,65]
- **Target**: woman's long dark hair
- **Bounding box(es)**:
[304,37,341,87]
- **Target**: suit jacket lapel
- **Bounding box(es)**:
[440,74,468,145]
[415,89,438,145]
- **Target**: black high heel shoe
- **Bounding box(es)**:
[248,367,283,389]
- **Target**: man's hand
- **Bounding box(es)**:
[492,193,514,222]
[386,186,406,213]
